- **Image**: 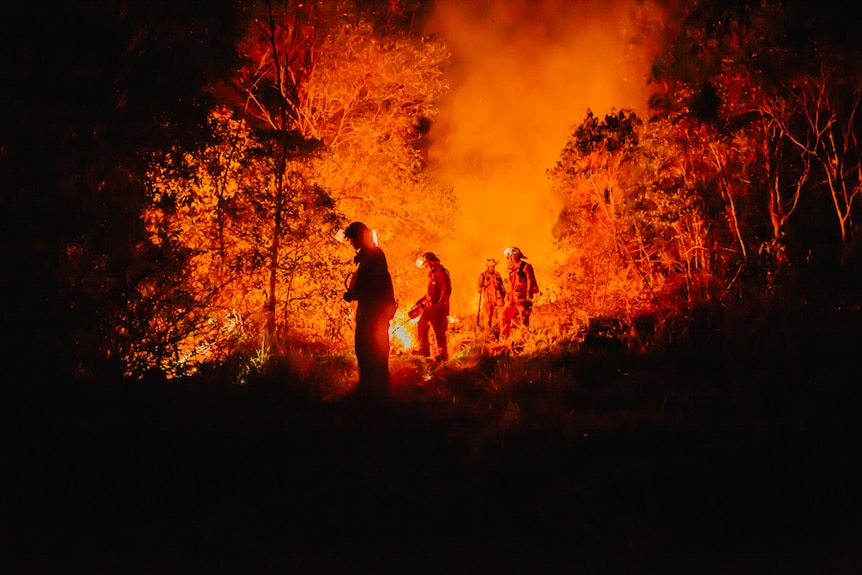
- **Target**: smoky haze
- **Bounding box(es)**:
[422,0,670,317]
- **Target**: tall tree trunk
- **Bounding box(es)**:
[268,157,285,339]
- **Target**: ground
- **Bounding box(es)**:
[3,327,862,574]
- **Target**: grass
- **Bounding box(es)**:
[4,305,862,574]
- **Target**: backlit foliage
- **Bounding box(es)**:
[652,0,862,273]
[118,0,862,379]
[548,109,712,324]
[136,108,345,376]
[129,1,453,377]
[300,19,456,277]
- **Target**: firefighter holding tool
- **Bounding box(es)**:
[477,258,505,338]
[414,252,452,362]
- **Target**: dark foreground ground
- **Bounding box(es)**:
[3,321,862,574]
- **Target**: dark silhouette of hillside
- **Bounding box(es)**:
[4,307,862,574]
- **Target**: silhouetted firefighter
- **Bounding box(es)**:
[342,222,397,400]
[500,246,539,341]
[414,252,452,362]
[477,258,505,338]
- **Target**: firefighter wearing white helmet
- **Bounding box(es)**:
[414,252,452,361]
[501,246,539,340]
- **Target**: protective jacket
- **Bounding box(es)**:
[505,260,538,304]
[417,261,451,360]
[425,263,452,315]
[478,270,505,305]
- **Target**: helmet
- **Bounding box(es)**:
[344,221,369,241]
[504,247,526,259]
[416,252,439,268]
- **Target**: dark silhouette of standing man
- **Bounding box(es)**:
[343,222,396,400]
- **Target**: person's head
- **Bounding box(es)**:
[504,247,525,262]
[416,251,440,269]
[343,221,373,250]
[486,258,497,269]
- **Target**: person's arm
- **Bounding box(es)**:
[344,259,360,301]
[526,264,538,298]
[442,269,453,303]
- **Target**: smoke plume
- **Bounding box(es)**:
[422,0,671,316]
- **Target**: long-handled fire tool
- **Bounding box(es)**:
[390,296,425,333]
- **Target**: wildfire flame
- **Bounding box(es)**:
[390,313,417,352]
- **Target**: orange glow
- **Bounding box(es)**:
[390,313,417,352]
[135,1,688,377]
[422,0,669,317]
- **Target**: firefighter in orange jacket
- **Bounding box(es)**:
[415,252,452,361]
[500,247,539,339]
[477,258,505,337]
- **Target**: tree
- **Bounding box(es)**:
[548,109,712,325]
[0,1,239,381]
[649,0,862,305]
[302,18,455,275]
[132,0,453,377]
